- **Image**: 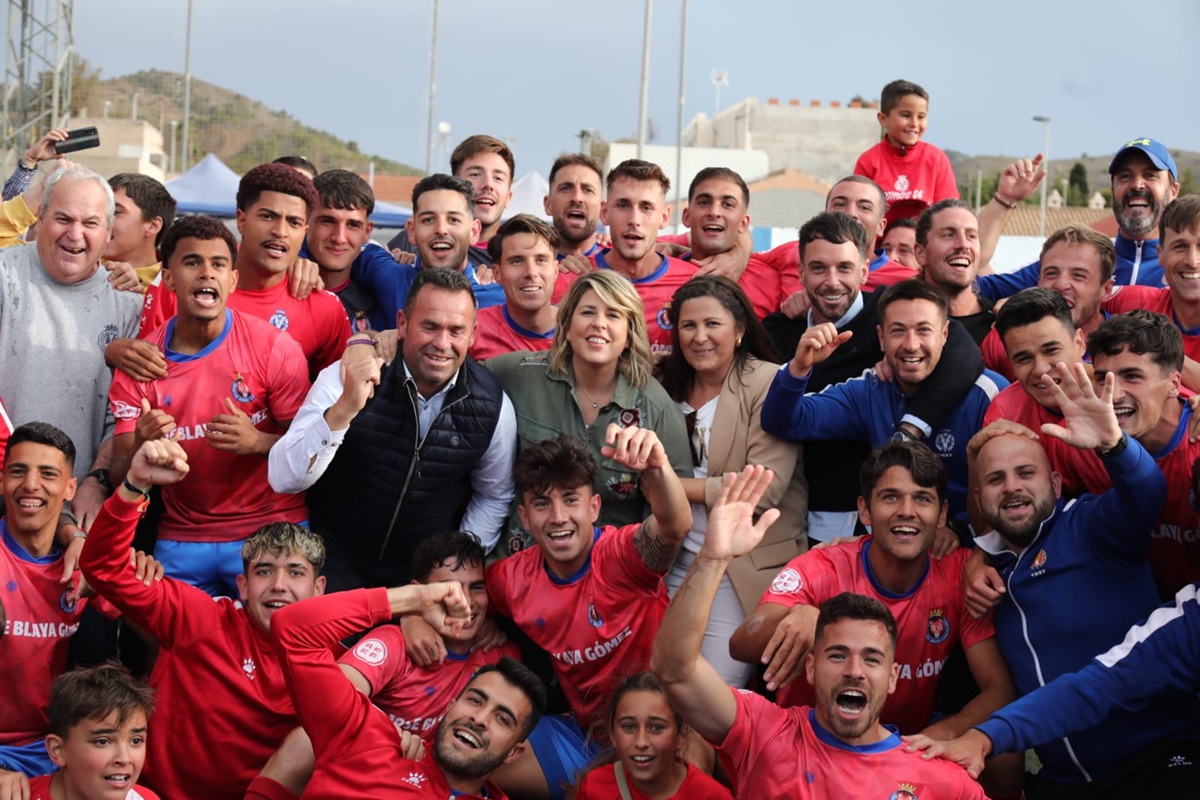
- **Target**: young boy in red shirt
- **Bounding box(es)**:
[28,663,159,800]
[854,79,959,229]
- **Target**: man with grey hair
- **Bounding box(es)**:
[0,164,142,531]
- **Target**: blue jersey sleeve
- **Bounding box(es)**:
[761,366,875,443]
[352,247,417,330]
[978,584,1200,754]
[1086,436,1167,563]
[976,261,1040,303]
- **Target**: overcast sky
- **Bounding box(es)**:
[52,0,1200,176]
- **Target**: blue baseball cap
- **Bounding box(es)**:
[1109,138,1177,180]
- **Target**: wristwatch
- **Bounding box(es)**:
[83,468,113,492]
[1097,433,1129,459]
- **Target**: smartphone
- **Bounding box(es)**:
[54,126,100,155]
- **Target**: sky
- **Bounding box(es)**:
[46,0,1200,177]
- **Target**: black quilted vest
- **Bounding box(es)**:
[307,357,503,576]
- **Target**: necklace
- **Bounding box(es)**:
[577,377,618,409]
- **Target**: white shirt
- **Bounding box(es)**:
[268,358,518,552]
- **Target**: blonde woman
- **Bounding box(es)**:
[489,270,692,555]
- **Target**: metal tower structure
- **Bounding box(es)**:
[2,0,74,172]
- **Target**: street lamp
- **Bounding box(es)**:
[1032,116,1051,237]
[636,0,653,159]
[424,0,441,175]
[169,120,178,174]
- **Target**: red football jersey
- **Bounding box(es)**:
[0,523,115,746]
[486,525,668,732]
[79,494,305,800]
[983,384,1111,497]
[758,539,994,733]
[1105,286,1200,362]
[853,140,960,228]
[715,690,986,799]
[592,250,699,358]
[28,773,161,800]
[273,589,508,799]
[338,623,521,737]
[573,761,733,800]
[110,311,310,543]
[469,305,555,361]
[140,277,349,379]
[980,327,1016,383]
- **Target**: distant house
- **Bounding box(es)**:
[1087,191,1107,210]
[745,168,831,229]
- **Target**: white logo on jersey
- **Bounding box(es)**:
[112,400,141,421]
[402,771,428,786]
[243,657,257,680]
[770,568,802,595]
[894,175,910,193]
[934,431,955,455]
[352,637,388,666]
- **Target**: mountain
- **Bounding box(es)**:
[78,69,421,176]
[947,148,1200,200]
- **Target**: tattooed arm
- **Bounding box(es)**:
[603,423,692,573]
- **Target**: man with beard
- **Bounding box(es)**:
[916,200,994,344]
[653,467,986,799]
[762,278,1005,519]
[761,212,985,544]
[271,581,544,799]
[545,153,604,261]
[963,362,1200,796]
[977,138,1181,297]
[387,135,514,271]
[1101,196,1200,362]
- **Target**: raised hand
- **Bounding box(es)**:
[602,424,668,472]
[698,466,780,562]
[996,153,1047,205]
[206,398,273,456]
[128,438,190,488]
[789,323,852,377]
[1039,362,1121,451]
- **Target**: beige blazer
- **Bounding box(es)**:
[699,357,809,614]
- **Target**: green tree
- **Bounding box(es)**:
[1068,163,1089,207]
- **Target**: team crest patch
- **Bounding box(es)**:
[889,784,918,800]
[587,601,604,628]
[894,175,910,193]
[770,568,802,595]
[59,587,78,614]
[655,304,674,331]
[231,372,255,403]
[353,312,370,332]
[352,638,388,666]
[97,323,119,352]
[616,408,641,428]
[269,308,290,331]
[933,431,955,455]
[926,609,949,644]
[508,535,527,554]
[1030,549,1047,570]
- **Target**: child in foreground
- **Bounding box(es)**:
[569,672,731,800]
[30,662,159,800]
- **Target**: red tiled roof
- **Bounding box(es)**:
[360,174,421,206]
[996,206,1112,237]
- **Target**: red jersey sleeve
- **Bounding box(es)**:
[485,559,517,619]
[337,623,408,694]
[138,281,175,339]
[271,587,395,758]
[265,330,310,423]
[853,148,877,180]
[760,241,801,299]
[713,688,797,775]
[756,549,835,609]
[980,328,1015,383]
[108,368,149,436]
[598,523,667,586]
[931,146,960,203]
[740,256,783,319]
[78,493,225,649]
[1103,285,1166,315]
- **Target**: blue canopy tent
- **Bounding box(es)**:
[166,153,411,227]
[165,153,241,216]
